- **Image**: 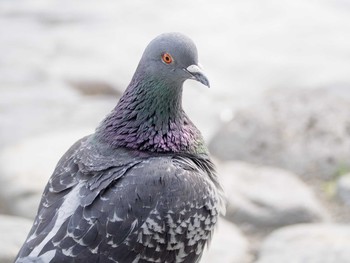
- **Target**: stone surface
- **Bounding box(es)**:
[67,79,122,97]
[256,224,350,263]
[336,173,350,206]
[210,87,350,180]
[0,214,32,263]
[219,161,328,232]
[0,130,91,218]
[201,218,251,263]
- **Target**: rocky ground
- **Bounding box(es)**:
[1,1,350,263]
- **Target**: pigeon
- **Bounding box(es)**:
[15,32,224,263]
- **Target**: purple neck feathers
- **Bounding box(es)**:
[95,73,205,154]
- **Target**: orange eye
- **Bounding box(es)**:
[161,53,173,64]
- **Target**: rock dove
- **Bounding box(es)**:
[15,32,224,263]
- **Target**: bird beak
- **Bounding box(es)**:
[184,64,210,88]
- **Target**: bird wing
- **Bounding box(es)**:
[16,137,220,263]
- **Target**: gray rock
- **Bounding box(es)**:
[210,87,350,180]
[0,130,91,218]
[219,161,328,232]
[0,214,32,263]
[201,218,251,263]
[336,173,350,206]
[66,79,122,97]
[256,224,350,263]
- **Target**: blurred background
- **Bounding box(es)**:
[1,0,350,262]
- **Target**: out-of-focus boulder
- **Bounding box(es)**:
[201,218,251,263]
[256,223,350,263]
[210,87,350,180]
[219,161,328,232]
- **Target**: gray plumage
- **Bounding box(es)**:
[15,33,224,263]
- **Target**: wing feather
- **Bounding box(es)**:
[16,137,221,263]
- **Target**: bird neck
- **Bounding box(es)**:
[95,72,207,154]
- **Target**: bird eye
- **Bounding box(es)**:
[161,53,173,64]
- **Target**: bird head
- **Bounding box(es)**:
[137,32,210,88]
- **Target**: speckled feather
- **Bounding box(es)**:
[16,137,222,263]
[15,33,224,263]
